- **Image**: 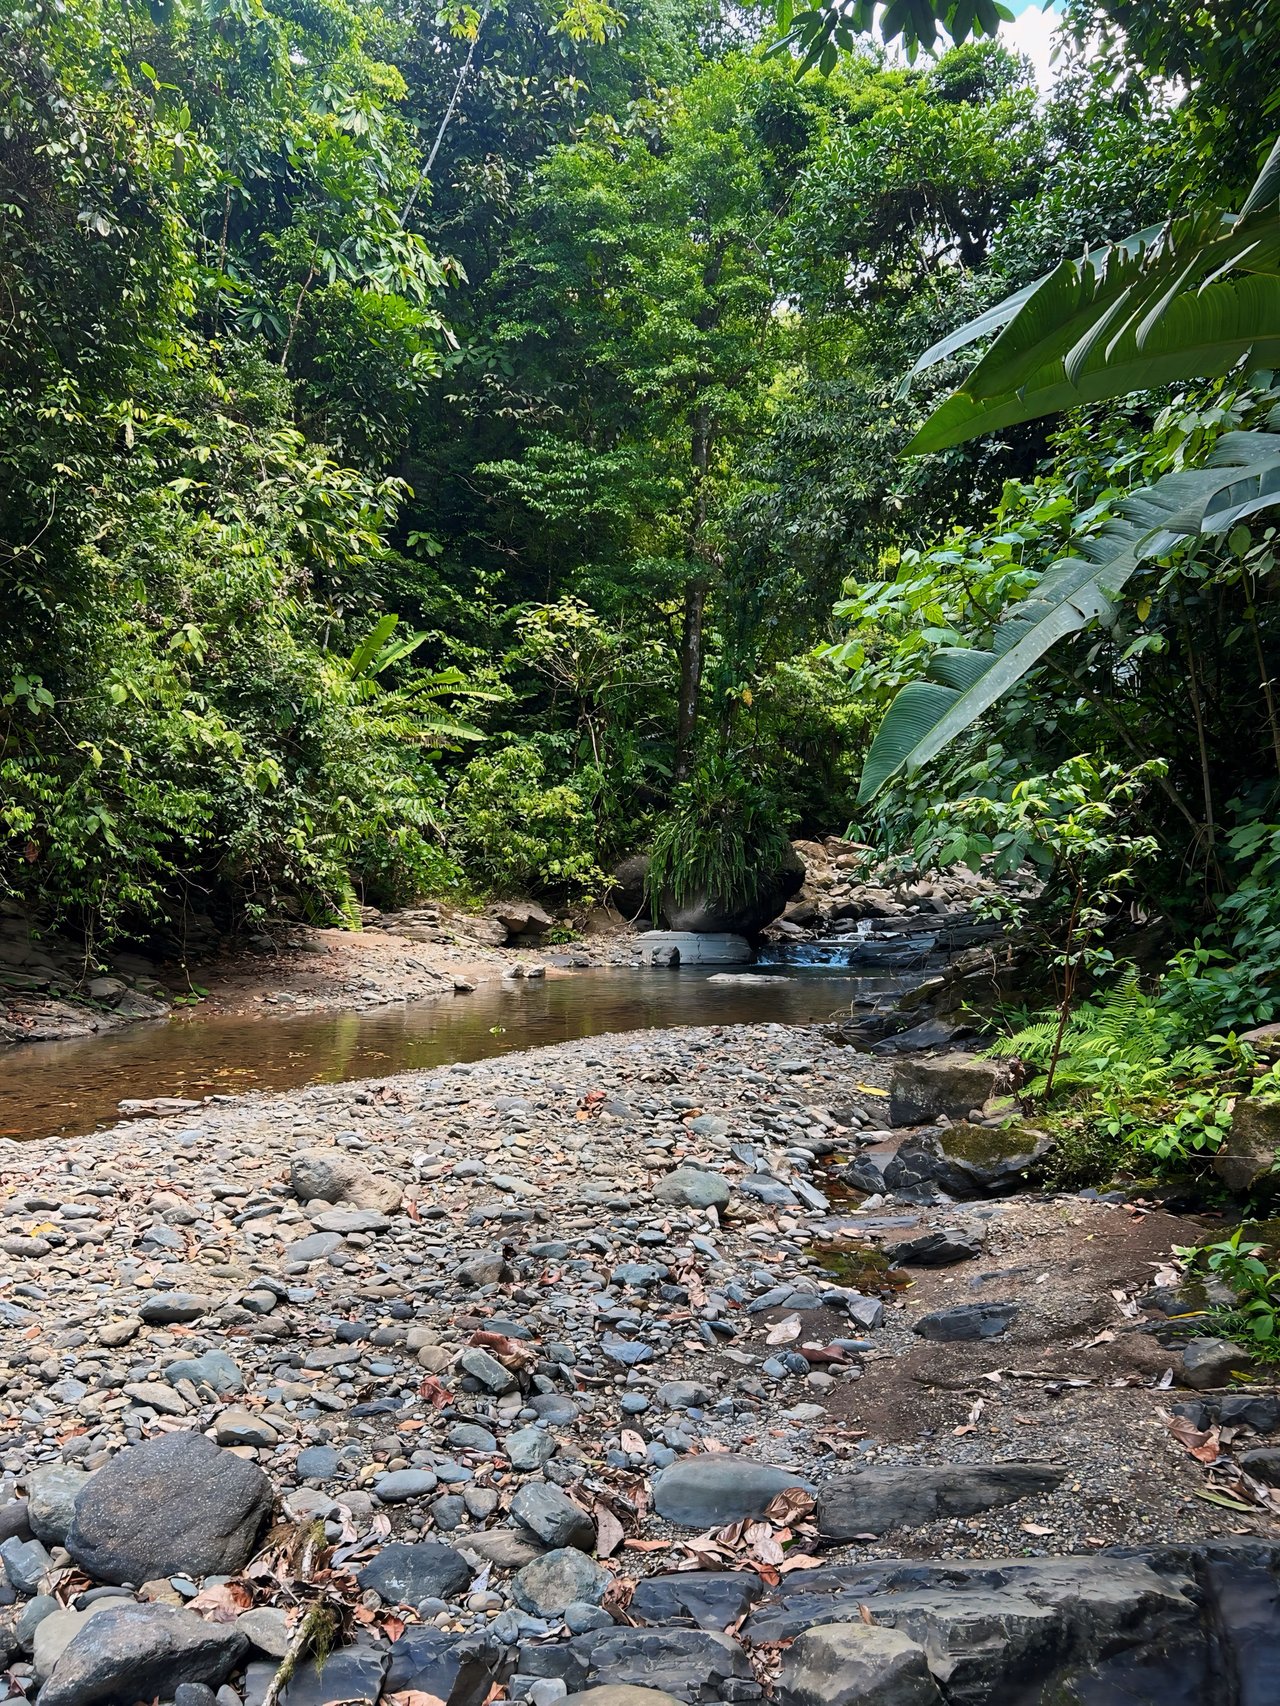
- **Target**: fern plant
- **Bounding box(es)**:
[989,967,1239,1168]
[990,969,1169,1092]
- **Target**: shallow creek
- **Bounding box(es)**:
[0,964,905,1142]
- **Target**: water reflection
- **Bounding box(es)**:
[0,966,904,1143]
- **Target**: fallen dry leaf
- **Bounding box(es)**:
[186,1582,252,1621]
[765,1315,803,1346]
[764,1487,816,1527]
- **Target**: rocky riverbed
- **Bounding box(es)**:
[0,1023,1278,1706]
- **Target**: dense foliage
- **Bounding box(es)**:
[7,0,1280,1134]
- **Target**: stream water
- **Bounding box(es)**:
[0,965,906,1143]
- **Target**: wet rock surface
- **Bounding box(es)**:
[0,1020,1276,1705]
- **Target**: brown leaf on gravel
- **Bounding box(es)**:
[1164,1411,1222,1465]
[468,1330,537,1371]
[418,1376,452,1408]
[623,1538,671,1553]
[187,1582,252,1621]
[594,1503,625,1559]
[384,1692,446,1706]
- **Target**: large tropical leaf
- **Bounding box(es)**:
[857,433,1280,801]
[900,135,1280,453]
[909,219,1280,452]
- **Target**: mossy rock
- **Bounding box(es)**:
[932,1120,1053,1196]
[1212,1096,1280,1195]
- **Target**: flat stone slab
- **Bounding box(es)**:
[651,1455,814,1528]
[913,1301,1018,1341]
[816,1464,1067,1538]
[634,932,752,966]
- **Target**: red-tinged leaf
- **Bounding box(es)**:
[623,1538,672,1552]
[385,1691,447,1706]
[776,1553,826,1574]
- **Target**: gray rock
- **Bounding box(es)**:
[235,1608,289,1658]
[33,1605,112,1681]
[384,1624,508,1706]
[1181,1337,1253,1389]
[295,1447,339,1480]
[16,1592,59,1647]
[374,1469,439,1502]
[512,1483,595,1552]
[457,1250,510,1288]
[1213,1096,1280,1192]
[457,1347,517,1394]
[289,1149,401,1214]
[816,1464,1067,1538]
[651,1455,813,1529]
[888,1055,1007,1126]
[628,1573,762,1631]
[244,1635,389,1706]
[777,1622,940,1706]
[66,1432,272,1586]
[213,1410,279,1449]
[653,1170,730,1212]
[38,1602,247,1706]
[655,1381,714,1411]
[310,1207,391,1234]
[357,1542,472,1605]
[138,1292,209,1325]
[461,1529,545,1570]
[449,1422,498,1454]
[912,1301,1018,1342]
[1239,1448,1280,1486]
[281,1233,342,1264]
[524,1626,752,1701]
[512,1549,610,1618]
[175,1686,218,1706]
[27,1465,93,1546]
[0,1534,52,1593]
[883,1230,981,1266]
[507,1427,555,1472]
[0,1498,31,1543]
[162,1351,245,1397]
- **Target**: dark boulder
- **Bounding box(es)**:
[66,1432,272,1586]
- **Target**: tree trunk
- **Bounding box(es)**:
[675,575,707,779]
[674,404,711,781]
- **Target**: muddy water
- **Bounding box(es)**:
[0,966,903,1143]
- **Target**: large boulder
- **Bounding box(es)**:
[493,901,553,940]
[660,846,806,936]
[66,1432,273,1585]
[1212,1096,1280,1193]
[888,1054,1009,1126]
[289,1147,401,1215]
[38,1602,246,1706]
[610,856,653,921]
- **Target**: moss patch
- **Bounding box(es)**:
[812,1241,910,1294]
[940,1119,1042,1165]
